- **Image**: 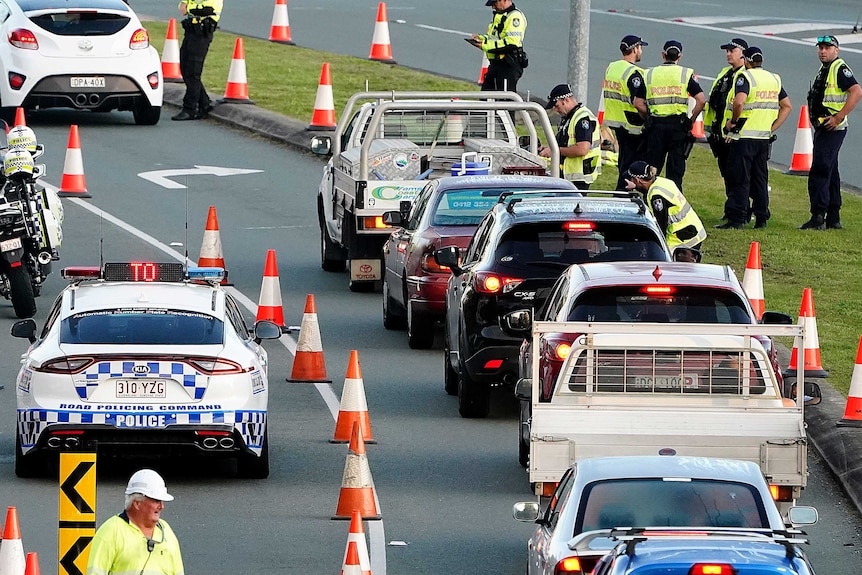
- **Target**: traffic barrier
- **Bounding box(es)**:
[57,125,91,198]
[787,105,813,175]
[256,249,286,329]
[13,108,25,127]
[340,510,372,575]
[368,2,395,64]
[332,350,375,444]
[334,421,381,520]
[287,294,331,382]
[23,553,38,575]
[596,91,605,126]
[0,507,26,575]
[477,54,489,85]
[341,541,364,575]
[197,206,230,285]
[162,19,182,82]
[741,241,764,321]
[838,336,862,427]
[784,288,829,378]
[307,62,337,131]
[268,0,294,45]
[221,38,254,104]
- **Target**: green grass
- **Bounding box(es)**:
[147,22,862,394]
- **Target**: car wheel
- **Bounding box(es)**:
[236,430,269,479]
[518,398,531,468]
[407,302,435,349]
[8,265,36,318]
[443,327,458,395]
[320,227,347,273]
[382,279,406,330]
[133,103,161,125]
[15,434,46,478]
[458,360,490,418]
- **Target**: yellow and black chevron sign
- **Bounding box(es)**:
[59,453,96,575]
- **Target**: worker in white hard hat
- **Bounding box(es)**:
[86,469,185,575]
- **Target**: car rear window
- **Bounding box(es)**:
[28,11,130,36]
[576,478,769,534]
[568,286,752,323]
[61,309,224,345]
[432,188,572,226]
[493,222,666,276]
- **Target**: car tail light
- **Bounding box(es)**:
[50,429,85,435]
[38,357,95,374]
[147,72,160,89]
[362,216,391,230]
[421,253,450,273]
[9,29,38,50]
[130,28,150,50]
[689,564,736,575]
[474,272,523,294]
[769,484,794,502]
[8,72,26,90]
[642,285,675,295]
[187,357,243,374]
[554,557,583,574]
[554,342,571,360]
[563,222,595,231]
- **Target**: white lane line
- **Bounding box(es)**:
[61,192,387,573]
[415,24,473,36]
[672,16,757,25]
[735,22,844,34]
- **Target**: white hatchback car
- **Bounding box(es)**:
[13,263,282,478]
[0,0,163,124]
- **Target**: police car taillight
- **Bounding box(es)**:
[689,564,736,575]
[553,556,583,574]
[563,222,595,231]
[187,357,243,375]
[186,267,225,282]
[39,356,95,374]
[62,266,101,280]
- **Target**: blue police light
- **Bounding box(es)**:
[186,266,225,282]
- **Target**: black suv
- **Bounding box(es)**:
[435,192,673,418]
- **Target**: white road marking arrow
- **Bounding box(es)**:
[137,165,263,189]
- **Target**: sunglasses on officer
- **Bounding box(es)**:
[816,36,839,47]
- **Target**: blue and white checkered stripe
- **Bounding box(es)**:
[75,361,206,400]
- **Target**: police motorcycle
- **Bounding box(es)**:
[0,125,63,318]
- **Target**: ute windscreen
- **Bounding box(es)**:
[61,309,224,345]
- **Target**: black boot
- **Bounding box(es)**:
[799,213,826,230]
[825,213,842,229]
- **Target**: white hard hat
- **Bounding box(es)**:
[125,469,174,501]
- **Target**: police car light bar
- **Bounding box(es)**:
[186,266,225,282]
[61,266,101,280]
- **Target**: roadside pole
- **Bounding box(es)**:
[569,0,591,105]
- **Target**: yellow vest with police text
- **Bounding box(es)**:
[645,64,694,116]
[563,106,602,184]
[603,60,645,134]
[647,178,706,250]
[731,68,781,140]
[481,9,526,59]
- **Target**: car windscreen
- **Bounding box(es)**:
[568,286,752,323]
[493,222,667,276]
[575,478,769,535]
[60,309,224,345]
[28,12,130,36]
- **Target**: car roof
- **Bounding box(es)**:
[432,175,577,191]
[493,195,653,225]
[61,282,223,317]
[566,262,738,288]
[16,0,131,11]
[622,538,796,568]
[573,456,767,484]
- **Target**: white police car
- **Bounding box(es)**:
[13,262,281,478]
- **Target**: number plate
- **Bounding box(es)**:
[628,374,699,390]
[0,237,22,252]
[70,76,106,88]
[116,379,167,399]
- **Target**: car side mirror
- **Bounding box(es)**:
[673,247,701,263]
[253,320,282,343]
[512,501,540,522]
[434,246,462,275]
[382,211,403,226]
[760,311,793,325]
[787,505,818,526]
[11,319,37,343]
[310,135,332,156]
[502,309,532,336]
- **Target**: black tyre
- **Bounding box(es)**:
[8,266,36,318]
[321,225,347,272]
[382,279,406,330]
[443,329,458,395]
[458,361,490,418]
[518,399,531,468]
[237,430,269,479]
[133,103,161,125]
[15,434,46,478]
[407,304,435,349]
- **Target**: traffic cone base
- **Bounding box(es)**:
[256,249,286,328]
[58,125,91,198]
[368,2,396,64]
[333,422,382,520]
[162,18,183,83]
[307,62,337,131]
[331,350,375,444]
[198,206,231,286]
[838,337,862,427]
[784,288,829,378]
[0,507,26,575]
[787,105,813,175]
[741,241,765,321]
[269,0,295,45]
[220,38,255,105]
[287,294,331,382]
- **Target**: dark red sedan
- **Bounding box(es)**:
[381,175,577,348]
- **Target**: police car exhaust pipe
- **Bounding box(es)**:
[64,437,79,449]
[37,251,51,265]
[47,436,62,448]
[202,437,219,449]
[219,437,234,449]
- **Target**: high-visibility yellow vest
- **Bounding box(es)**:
[87,515,185,575]
[645,64,694,116]
[720,67,746,135]
[179,0,222,21]
[562,106,602,184]
[603,60,645,134]
[480,9,526,58]
[704,65,744,135]
[647,178,707,250]
[822,58,849,129]
[730,68,781,140]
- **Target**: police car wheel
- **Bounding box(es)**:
[8,265,36,318]
[133,103,161,126]
[15,434,47,478]
[236,430,269,479]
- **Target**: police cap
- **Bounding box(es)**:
[545,84,573,109]
[663,40,683,54]
[743,46,764,62]
[720,38,748,50]
[620,35,647,51]
[624,160,653,181]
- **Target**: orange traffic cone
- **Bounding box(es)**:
[741,241,765,321]
[58,125,91,198]
[307,62,336,131]
[197,206,230,285]
[0,507,26,575]
[256,249,285,328]
[596,91,605,126]
[786,105,813,175]
[331,350,375,444]
[221,38,254,104]
[287,294,331,382]
[24,553,39,575]
[838,336,862,427]
[268,0,295,45]
[162,18,183,83]
[341,541,365,575]
[334,422,381,520]
[784,288,829,378]
[13,108,25,127]
[340,510,372,575]
[477,54,489,85]
[368,2,396,64]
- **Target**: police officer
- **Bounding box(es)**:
[173,0,223,121]
[643,40,704,190]
[704,37,748,214]
[539,84,601,190]
[603,35,648,190]
[470,0,527,92]
[717,47,792,229]
[802,35,862,230]
[623,160,707,255]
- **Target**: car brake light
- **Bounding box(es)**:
[130,28,149,50]
[421,253,450,273]
[363,216,391,229]
[554,557,582,574]
[50,429,85,436]
[563,222,594,231]
[474,272,523,294]
[690,564,736,575]
[769,485,794,502]
[555,343,571,360]
[38,357,95,374]
[8,72,26,90]
[187,358,243,374]
[642,285,675,295]
[9,29,38,50]
[147,72,160,89]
